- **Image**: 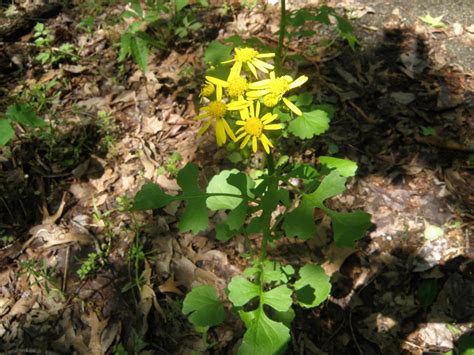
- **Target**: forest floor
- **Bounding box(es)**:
[0,0,473,354]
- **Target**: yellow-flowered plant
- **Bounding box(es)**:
[196,46,310,154]
[135,9,370,354]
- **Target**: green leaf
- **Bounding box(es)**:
[418,279,438,310]
[419,14,447,28]
[288,109,330,139]
[175,0,188,12]
[294,264,331,308]
[0,120,15,146]
[458,333,474,355]
[263,285,292,312]
[282,200,315,240]
[228,276,259,307]
[324,209,372,248]
[119,33,131,62]
[177,163,208,234]
[130,34,149,72]
[206,170,252,210]
[307,170,347,206]
[238,311,290,355]
[6,104,46,127]
[319,156,358,177]
[284,170,371,245]
[132,183,175,210]
[182,285,225,328]
[215,200,248,241]
[204,40,233,66]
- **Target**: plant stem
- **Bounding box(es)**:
[275,0,286,75]
[259,153,276,264]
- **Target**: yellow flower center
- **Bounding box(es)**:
[234,47,258,62]
[227,76,248,98]
[269,77,290,96]
[208,101,227,119]
[244,117,263,137]
[263,93,280,107]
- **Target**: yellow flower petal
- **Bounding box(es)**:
[264,123,284,130]
[260,134,271,154]
[230,61,242,76]
[247,89,270,99]
[247,61,258,79]
[196,113,208,120]
[240,134,251,149]
[206,76,229,88]
[256,53,276,58]
[262,113,278,125]
[261,133,273,148]
[252,136,258,152]
[222,118,236,141]
[253,58,274,70]
[215,119,226,145]
[198,119,213,136]
[252,59,270,74]
[248,79,271,89]
[289,75,309,89]
[255,101,261,118]
[283,97,303,116]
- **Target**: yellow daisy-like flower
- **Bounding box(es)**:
[247,71,308,116]
[235,101,283,154]
[205,74,248,100]
[222,47,275,78]
[196,88,249,146]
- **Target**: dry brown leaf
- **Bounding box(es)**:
[158,276,183,295]
[88,311,109,355]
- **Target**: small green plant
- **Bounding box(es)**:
[419,14,447,28]
[0,230,15,248]
[119,0,208,72]
[285,5,359,52]
[19,259,60,294]
[156,151,182,177]
[0,103,47,146]
[33,22,78,65]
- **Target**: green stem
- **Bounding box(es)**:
[275,0,286,75]
[258,153,276,264]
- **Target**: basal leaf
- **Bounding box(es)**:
[0,119,14,146]
[323,209,372,248]
[130,34,149,73]
[177,163,208,234]
[6,104,46,127]
[294,264,331,308]
[206,170,250,211]
[319,156,357,177]
[228,276,259,307]
[238,310,290,355]
[204,40,233,66]
[288,108,330,139]
[182,285,225,328]
[263,285,292,312]
[132,183,175,210]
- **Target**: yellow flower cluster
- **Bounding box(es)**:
[196,47,308,153]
